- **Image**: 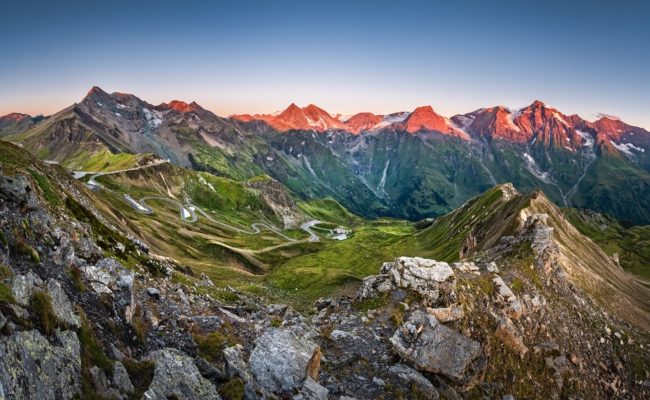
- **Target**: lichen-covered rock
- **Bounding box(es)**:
[249,326,320,394]
[0,174,38,209]
[390,310,481,380]
[80,258,132,295]
[294,377,329,400]
[389,363,439,399]
[112,361,134,395]
[11,271,43,306]
[380,257,454,301]
[355,274,393,300]
[46,279,80,329]
[143,348,220,400]
[0,330,81,399]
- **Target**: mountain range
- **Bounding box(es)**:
[1,88,650,399]
[3,86,650,225]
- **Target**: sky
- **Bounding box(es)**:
[1,0,649,127]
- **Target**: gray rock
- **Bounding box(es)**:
[380,257,454,301]
[116,274,134,290]
[0,311,6,330]
[372,377,385,386]
[492,275,523,319]
[52,231,75,267]
[11,271,43,306]
[356,274,393,300]
[89,365,109,393]
[143,348,220,400]
[224,344,251,380]
[146,287,161,300]
[80,258,134,295]
[486,262,499,273]
[46,279,81,329]
[389,363,439,399]
[0,330,81,399]
[73,237,102,261]
[112,361,135,395]
[249,327,320,394]
[294,377,329,400]
[390,310,481,380]
[452,261,479,272]
[0,174,38,208]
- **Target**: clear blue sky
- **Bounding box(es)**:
[1,0,649,127]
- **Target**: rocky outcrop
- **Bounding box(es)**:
[389,363,439,399]
[143,348,220,400]
[0,330,81,399]
[249,326,320,394]
[358,257,455,304]
[390,310,481,380]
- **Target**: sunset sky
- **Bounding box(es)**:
[1,0,649,127]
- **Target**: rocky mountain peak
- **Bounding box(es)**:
[163,100,202,113]
[403,105,450,134]
[344,112,383,134]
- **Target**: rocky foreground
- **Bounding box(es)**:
[0,152,649,399]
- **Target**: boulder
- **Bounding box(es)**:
[390,310,481,380]
[11,271,43,306]
[0,174,38,209]
[249,327,320,394]
[380,257,455,301]
[389,363,439,399]
[356,274,393,300]
[112,361,135,395]
[146,287,161,300]
[143,348,220,400]
[294,377,329,400]
[80,258,132,295]
[492,276,523,319]
[46,279,81,329]
[0,330,81,399]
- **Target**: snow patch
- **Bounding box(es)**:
[576,130,594,148]
[612,141,645,155]
[506,109,521,132]
[522,152,552,183]
[143,108,163,127]
[453,115,475,129]
[553,112,568,125]
[373,111,410,129]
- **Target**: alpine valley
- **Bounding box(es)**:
[0,87,649,400]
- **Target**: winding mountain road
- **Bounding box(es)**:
[79,163,321,242]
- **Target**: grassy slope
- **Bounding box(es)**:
[563,208,650,280]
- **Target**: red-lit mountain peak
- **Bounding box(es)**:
[344,112,383,134]
[403,106,450,134]
[163,100,203,113]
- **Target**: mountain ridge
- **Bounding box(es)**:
[4,87,650,226]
